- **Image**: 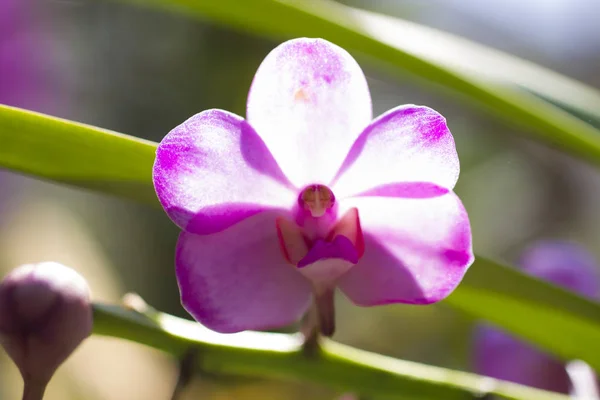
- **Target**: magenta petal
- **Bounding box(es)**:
[247,38,372,188]
[354,182,449,198]
[176,212,312,333]
[338,192,473,305]
[153,109,295,234]
[332,105,460,199]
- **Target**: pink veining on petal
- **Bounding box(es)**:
[355,182,450,199]
[153,109,296,235]
[176,212,312,333]
[247,38,372,188]
[332,105,460,199]
[338,192,473,305]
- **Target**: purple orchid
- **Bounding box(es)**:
[473,241,600,393]
[153,38,474,334]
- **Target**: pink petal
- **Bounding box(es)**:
[176,212,312,333]
[247,38,372,188]
[153,109,295,234]
[332,105,460,199]
[338,191,473,305]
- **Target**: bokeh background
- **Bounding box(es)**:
[1,0,599,398]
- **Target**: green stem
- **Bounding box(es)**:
[92,303,567,400]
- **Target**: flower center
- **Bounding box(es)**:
[299,184,335,218]
[276,183,364,290]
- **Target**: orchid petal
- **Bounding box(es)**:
[338,190,473,305]
[176,212,312,333]
[332,105,460,199]
[153,109,295,235]
[247,38,372,188]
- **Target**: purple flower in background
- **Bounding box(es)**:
[153,38,473,334]
[0,0,57,217]
[0,0,47,109]
[473,241,600,393]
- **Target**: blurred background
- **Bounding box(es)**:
[1,0,599,398]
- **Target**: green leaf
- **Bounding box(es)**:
[93,302,569,399]
[447,257,600,371]
[119,0,600,165]
[0,104,158,204]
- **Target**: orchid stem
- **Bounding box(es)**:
[315,289,336,337]
[301,289,336,355]
[170,347,199,400]
[300,299,321,357]
[21,379,47,400]
[92,302,567,400]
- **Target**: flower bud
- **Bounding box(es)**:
[0,262,92,399]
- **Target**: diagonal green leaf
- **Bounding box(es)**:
[0,104,158,204]
[2,105,600,371]
[339,6,600,128]
[447,257,600,371]
[119,0,600,166]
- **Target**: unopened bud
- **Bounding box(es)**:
[0,262,92,400]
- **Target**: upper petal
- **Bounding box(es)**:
[176,212,312,333]
[153,109,295,235]
[332,105,460,199]
[338,191,473,305]
[246,38,372,188]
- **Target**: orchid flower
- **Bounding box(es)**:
[153,38,474,335]
[474,241,600,394]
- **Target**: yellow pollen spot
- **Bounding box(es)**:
[294,88,309,102]
[301,185,334,217]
